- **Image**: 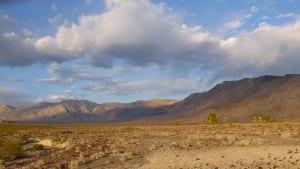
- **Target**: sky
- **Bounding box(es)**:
[0,0,300,105]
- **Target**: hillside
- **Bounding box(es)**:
[162,74,300,123]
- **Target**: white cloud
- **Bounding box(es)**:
[36,90,78,103]
[152,78,203,96]
[21,28,33,38]
[276,13,296,18]
[48,14,62,25]
[51,3,57,11]
[82,78,204,97]
[35,0,220,67]
[250,6,259,13]
[113,66,143,73]
[223,20,243,31]
[0,13,69,67]
[82,79,145,96]
[0,32,37,66]
[260,16,270,20]
[0,14,16,31]
[39,63,110,84]
[0,30,71,66]
[219,6,258,33]
[220,21,300,78]
[8,78,23,82]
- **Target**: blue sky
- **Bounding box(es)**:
[0,0,300,105]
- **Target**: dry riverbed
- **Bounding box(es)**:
[0,123,299,169]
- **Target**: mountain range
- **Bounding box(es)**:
[157,74,300,123]
[0,74,300,123]
[0,99,177,123]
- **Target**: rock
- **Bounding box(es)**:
[36,159,45,168]
[238,140,251,146]
[171,142,180,147]
[78,152,88,164]
[38,139,53,147]
[56,141,69,148]
[119,152,134,162]
[149,144,157,151]
[69,160,79,169]
[90,152,104,160]
[280,132,292,138]
[0,160,4,169]
[58,163,67,169]
[75,146,82,153]
[111,148,119,154]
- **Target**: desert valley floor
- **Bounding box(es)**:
[0,123,299,169]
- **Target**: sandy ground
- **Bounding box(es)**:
[141,145,300,169]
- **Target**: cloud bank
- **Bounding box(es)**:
[1,0,300,80]
[35,0,220,68]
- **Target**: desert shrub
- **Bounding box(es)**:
[0,141,24,159]
[252,114,275,123]
[122,126,140,132]
[32,144,44,151]
[53,136,63,143]
[207,113,218,124]
[0,138,4,147]
[20,134,30,143]
[0,126,17,136]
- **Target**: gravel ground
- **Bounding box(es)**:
[0,123,299,169]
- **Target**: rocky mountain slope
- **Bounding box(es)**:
[162,74,300,123]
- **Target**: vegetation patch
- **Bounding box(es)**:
[122,126,140,132]
[32,144,44,151]
[207,113,218,124]
[0,141,24,160]
[252,114,276,123]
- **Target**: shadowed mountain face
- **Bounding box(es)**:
[0,74,300,123]
[164,74,300,123]
[0,99,178,123]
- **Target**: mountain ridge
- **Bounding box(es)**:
[0,99,178,123]
[0,74,300,123]
[161,74,300,123]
